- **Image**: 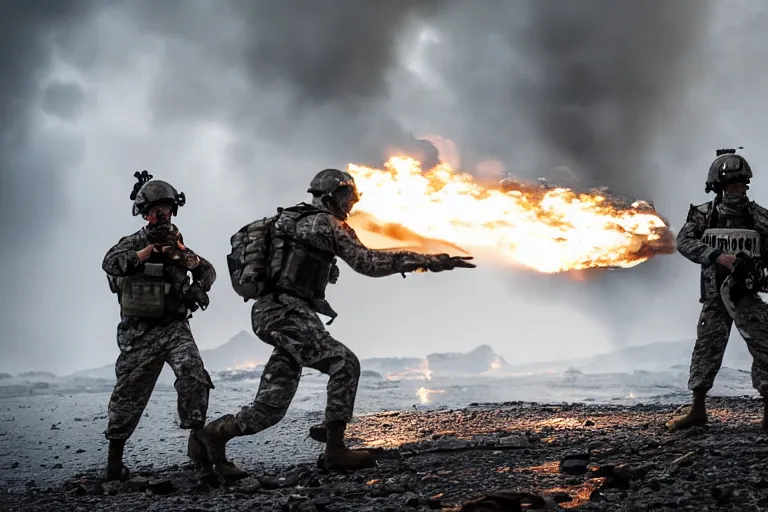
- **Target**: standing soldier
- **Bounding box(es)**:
[189,168,475,478]
[669,149,768,432]
[102,171,217,480]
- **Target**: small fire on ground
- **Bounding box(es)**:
[229,359,261,371]
[417,387,445,404]
[346,156,676,273]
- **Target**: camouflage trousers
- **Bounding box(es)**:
[233,294,361,436]
[105,317,214,441]
[687,276,768,396]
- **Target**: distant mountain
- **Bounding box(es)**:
[54,332,757,389]
[427,344,511,376]
[505,338,752,374]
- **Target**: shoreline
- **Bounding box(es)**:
[2,396,767,511]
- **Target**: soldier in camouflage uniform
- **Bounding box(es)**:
[190,168,475,478]
[669,149,768,431]
[102,171,217,480]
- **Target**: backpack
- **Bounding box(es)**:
[227,215,278,301]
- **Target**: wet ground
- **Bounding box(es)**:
[2,396,766,511]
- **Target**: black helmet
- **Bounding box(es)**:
[307,168,360,220]
[130,171,186,216]
[705,149,752,194]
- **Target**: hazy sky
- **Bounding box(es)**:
[2,0,766,375]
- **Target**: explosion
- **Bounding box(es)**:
[346,157,676,273]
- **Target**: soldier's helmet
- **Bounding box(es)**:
[307,168,357,196]
[307,168,360,219]
[130,170,186,216]
[705,149,753,193]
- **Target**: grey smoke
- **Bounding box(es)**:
[5,0,760,375]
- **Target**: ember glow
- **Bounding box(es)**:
[416,387,445,404]
[346,157,676,273]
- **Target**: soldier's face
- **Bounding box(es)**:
[144,204,173,224]
[724,182,748,196]
[333,185,360,214]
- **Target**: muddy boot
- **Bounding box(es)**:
[323,421,377,471]
[196,414,248,479]
[666,391,707,431]
[761,396,768,432]
[106,439,130,481]
[309,423,327,443]
[187,430,212,472]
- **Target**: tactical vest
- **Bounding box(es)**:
[118,262,167,318]
[702,200,762,289]
[228,204,336,304]
[269,205,337,302]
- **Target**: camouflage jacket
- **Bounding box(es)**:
[102,224,216,318]
[676,199,768,300]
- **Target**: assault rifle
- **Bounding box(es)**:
[729,252,768,301]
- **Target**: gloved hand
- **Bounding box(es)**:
[329,262,340,284]
[425,253,476,272]
[183,282,210,311]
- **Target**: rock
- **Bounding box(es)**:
[560,453,590,475]
[712,483,735,504]
[238,477,262,494]
[497,434,529,448]
[101,481,120,495]
[146,478,174,495]
[403,492,420,507]
[584,419,596,427]
[258,475,282,490]
[121,476,149,493]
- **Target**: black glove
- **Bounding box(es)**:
[329,262,340,284]
[426,253,476,272]
[183,282,210,311]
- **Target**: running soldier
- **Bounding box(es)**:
[190,168,475,478]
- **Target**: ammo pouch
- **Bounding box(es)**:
[119,263,166,318]
[277,245,333,300]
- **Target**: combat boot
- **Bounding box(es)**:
[666,390,707,431]
[187,430,211,471]
[309,423,327,443]
[106,439,130,481]
[195,414,248,479]
[323,420,377,471]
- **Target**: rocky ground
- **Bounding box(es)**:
[1,396,767,511]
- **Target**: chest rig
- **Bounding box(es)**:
[701,200,760,257]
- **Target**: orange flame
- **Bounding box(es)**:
[346,157,675,273]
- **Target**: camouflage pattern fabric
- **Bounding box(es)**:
[102,226,216,440]
[686,298,733,392]
[720,276,768,396]
[105,318,214,440]
[678,198,768,396]
[234,294,360,434]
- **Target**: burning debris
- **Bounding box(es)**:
[346,156,676,273]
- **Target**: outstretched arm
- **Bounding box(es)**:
[314,215,474,278]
